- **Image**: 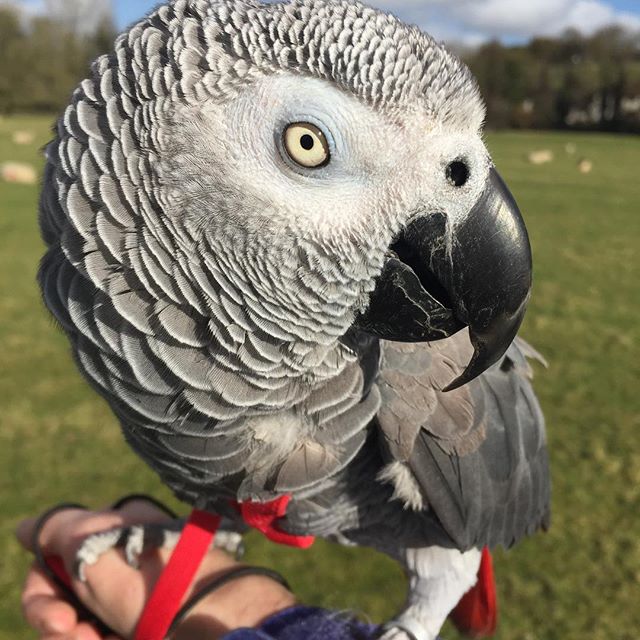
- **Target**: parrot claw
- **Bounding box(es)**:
[378,627,418,640]
[74,519,245,581]
[74,527,134,582]
[212,529,246,559]
[379,617,441,640]
[122,525,146,569]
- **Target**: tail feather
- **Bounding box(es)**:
[449,547,498,637]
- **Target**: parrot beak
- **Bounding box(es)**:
[354,168,532,390]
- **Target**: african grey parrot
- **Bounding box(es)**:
[37,0,550,638]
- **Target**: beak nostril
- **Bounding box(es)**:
[447,160,470,188]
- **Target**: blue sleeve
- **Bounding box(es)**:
[222,606,382,640]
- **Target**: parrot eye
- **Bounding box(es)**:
[283,123,331,169]
[447,160,470,188]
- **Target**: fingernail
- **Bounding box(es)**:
[42,618,69,635]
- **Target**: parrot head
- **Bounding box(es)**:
[157,0,532,389]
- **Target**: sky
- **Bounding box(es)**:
[10,0,640,45]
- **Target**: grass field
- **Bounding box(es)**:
[1,114,639,640]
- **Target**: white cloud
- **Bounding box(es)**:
[3,0,112,32]
[0,0,44,16]
[554,1,640,35]
[365,0,640,44]
[451,0,575,36]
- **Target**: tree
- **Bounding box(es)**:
[464,25,640,133]
[0,7,28,112]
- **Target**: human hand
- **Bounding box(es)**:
[16,501,296,640]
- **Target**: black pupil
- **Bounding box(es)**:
[447,161,470,187]
[300,134,315,151]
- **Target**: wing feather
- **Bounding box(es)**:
[377,333,550,550]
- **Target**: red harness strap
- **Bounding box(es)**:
[233,495,315,549]
[44,554,73,589]
[134,510,221,640]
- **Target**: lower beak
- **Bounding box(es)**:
[354,168,532,390]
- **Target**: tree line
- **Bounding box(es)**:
[465,27,640,133]
[2,3,640,133]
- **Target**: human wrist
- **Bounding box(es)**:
[172,561,296,640]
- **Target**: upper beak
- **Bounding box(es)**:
[354,168,532,390]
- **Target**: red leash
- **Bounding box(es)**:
[135,496,313,639]
[134,510,222,640]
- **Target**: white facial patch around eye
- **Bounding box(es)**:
[213,75,401,232]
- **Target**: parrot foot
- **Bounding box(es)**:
[74,519,244,582]
[377,546,483,640]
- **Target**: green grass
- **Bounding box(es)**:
[1,115,639,640]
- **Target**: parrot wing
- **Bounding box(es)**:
[376,331,550,550]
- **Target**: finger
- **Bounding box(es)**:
[22,595,77,637]
[16,517,38,551]
[16,509,88,555]
[22,561,71,608]
[18,500,178,559]
[107,499,176,526]
[20,508,173,568]
[74,621,107,640]
[22,565,78,635]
